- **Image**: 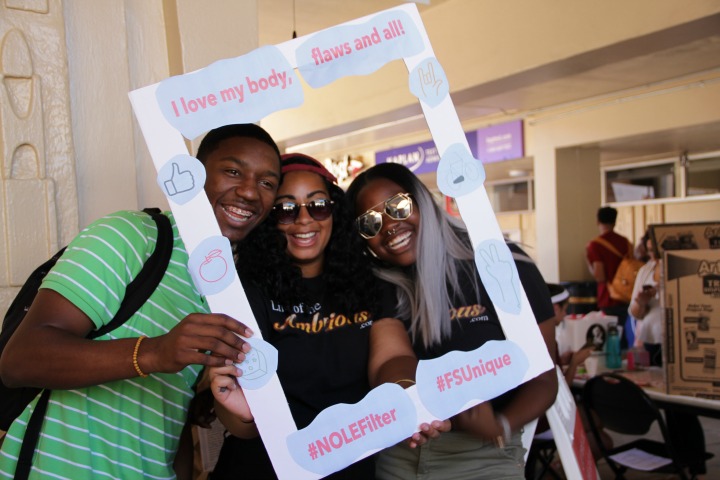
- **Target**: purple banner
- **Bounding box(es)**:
[376,132,477,175]
[475,120,524,164]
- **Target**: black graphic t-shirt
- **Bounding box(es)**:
[403,243,554,408]
[211,275,396,480]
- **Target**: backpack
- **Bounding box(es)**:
[593,236,644,304]
[0,208,172,479]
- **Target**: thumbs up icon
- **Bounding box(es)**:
[156,155,206,205]
[164,162,195,196]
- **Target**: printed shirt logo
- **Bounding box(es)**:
[271,300,373,334]
[451,303,488,323]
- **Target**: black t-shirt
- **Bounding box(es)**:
[404,243,554,408]
[212,275,396,480]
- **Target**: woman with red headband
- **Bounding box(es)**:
[208,154,397,479]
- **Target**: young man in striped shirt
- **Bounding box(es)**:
[0,124,281,479]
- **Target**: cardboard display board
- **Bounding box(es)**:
[649,222,720,257]
[129,4,553,478]
[663,248,720,399]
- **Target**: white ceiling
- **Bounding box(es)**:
[259,1,444,46]
[258,1,720,163]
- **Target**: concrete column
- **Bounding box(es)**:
[556,146,601,282]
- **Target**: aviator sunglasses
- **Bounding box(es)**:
[271,199,335,224]
[356,193,413,239]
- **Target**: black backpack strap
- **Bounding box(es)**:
[91,208,173,338]
[15,209,173,479]
[14,390,50,480]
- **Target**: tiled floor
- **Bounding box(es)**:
[537,416,719,479]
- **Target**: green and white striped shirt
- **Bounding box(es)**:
[0,210,208,479]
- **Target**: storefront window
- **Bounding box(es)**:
[605,163,675,202]
[687,155,720,196]
[488,180,533,212]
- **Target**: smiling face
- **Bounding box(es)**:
[276,170,333,278]
[354,177,420,268]
[203,136,281,243]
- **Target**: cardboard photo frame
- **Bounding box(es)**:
[129,4,553,478]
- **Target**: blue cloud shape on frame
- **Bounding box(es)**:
[155,45,302,140]
[416,340,529,420]
[235,337,279,390]
[475,239,523,315]
[436,143,485,198]
[297,10,423,89]
[156,154,206,205]
[408,57,449,108]
[187,235,235,296]
[286,383,416,476]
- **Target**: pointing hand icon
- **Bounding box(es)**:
[164,162,195,196]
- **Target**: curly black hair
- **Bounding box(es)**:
[236,158,380,314]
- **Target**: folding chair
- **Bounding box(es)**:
[525,435,563,480]
[581,372,704,480]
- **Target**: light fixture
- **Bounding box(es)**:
[508,169,529,178]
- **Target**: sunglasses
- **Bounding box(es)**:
[271,199,334,224]
[356,193,413,239]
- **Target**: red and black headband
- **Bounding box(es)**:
[281,153,338,184]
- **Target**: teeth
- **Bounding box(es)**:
[388,231,411,249]
[224,205,252,220]
[294,232,316,239]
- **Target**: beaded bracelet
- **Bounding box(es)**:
[133,336,149,378]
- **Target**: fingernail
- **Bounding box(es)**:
[236,367,243,377]
[237,352,246,362]
[225,358,233,365]
[242,343,252,353]
[245,327,254,337]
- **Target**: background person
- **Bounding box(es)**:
[628,231,662,366]
[548,283,595,383]
[0,123,279,479]
[586,206,633,349]
[209,154,397,479]
[542,283,611,462]
[346,163,558,480]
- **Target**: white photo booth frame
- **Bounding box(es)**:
[129,4,553,479]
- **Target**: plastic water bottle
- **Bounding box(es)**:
[605,322,622,369]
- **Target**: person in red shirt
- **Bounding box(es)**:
[586,206,632,348]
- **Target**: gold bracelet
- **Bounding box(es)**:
[394,378,416,385]
[133,336,149,378]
